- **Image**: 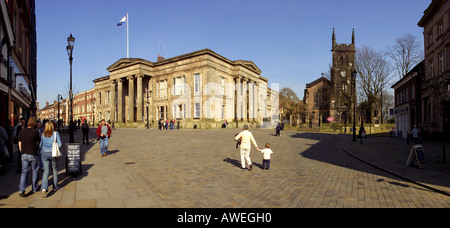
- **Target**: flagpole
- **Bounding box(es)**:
[126,12,129,58]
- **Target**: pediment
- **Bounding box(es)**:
[234,60,262,74]
[107,58,153,72]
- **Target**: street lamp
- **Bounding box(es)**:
[352,69,357,142]
[67,33,75,143]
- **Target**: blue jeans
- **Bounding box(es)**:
[19,154,40,193]
[100,138,108,155]
[41,151,58,191]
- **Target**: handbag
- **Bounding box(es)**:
[52,131,61,158]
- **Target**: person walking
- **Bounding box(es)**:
[15,117,26,173]
[39,122,62,197]
[234,125,259,171]
[18,117,40,197]
[411,125,420,145]
[96,119,111,157]
[257,143,274,170]
[81,118,89,145]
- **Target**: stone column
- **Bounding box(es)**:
[254,82,258,121]
[248,80,254,121]
[128,75,135,122]
[137,74,144,122]
[117,78,123,123]
[242,78,247,121]
[110,80,116,123]
[235,76,242,120]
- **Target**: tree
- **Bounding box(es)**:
[279,87,305,123]
[355,46,394,124]
[387,33,423,79]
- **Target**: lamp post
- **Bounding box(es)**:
[352,69,357,142]
[66,33,75,143]
[145,88,151,129]
[57,94,62,131]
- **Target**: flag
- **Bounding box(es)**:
[117,16,126,26]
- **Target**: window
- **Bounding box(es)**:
[411,85,415,100]
[219,77,225,95]
[428,32,433,46]
[439,52,444,74]
[194,74,200,93]
[439,21,444,36]
[156,80,167,98]
[429,60,434,78]
[405,88,409,102]
[194,102,201,119]
[99,92,102,105]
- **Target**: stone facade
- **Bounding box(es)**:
[418,0,450,139]
[93,49,278,128]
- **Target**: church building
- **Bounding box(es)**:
[304,29,356,125]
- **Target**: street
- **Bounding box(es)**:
[1,127,449,208]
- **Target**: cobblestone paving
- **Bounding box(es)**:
[111,128,450,208]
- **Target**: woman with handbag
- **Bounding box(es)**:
[38,122,62,198]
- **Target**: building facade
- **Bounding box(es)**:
[303,76,332,126]
[391,61,424,138]
[418,0,450,140]
[37,99,67,124]
[93,49,278,128]
[71,88,95,125]
[303,29,356,125]
[0,0,37,129]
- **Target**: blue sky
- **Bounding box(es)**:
[36,0,431,107]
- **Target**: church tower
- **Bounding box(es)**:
[330,28,356,123]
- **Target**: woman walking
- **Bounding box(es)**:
[96,119,111,157]
[39,122,62,197]
[18,117,40,197]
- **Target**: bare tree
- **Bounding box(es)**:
[387,33,423,79]
[355,46,394,123]
[279,87,305,124]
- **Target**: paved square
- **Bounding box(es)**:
[109,128,450,208]
[1,127,449,208]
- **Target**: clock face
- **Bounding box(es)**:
[340,71,346,77]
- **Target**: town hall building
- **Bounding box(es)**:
[93,49,279,128]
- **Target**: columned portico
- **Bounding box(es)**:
[94,49,275,128]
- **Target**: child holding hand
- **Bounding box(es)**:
[258,143,273,170]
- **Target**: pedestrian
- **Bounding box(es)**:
[411,125,420,145]
[38,122,62,198]
[111,121,116,130]
[257,143,274,170]
[35,121,44,170]
[18,117,40,197]
[0,124,9,176]
[81,118,89,145]
[234,125,259,171]
[170,119,174,130]
[275,122,281,136]
[96,119,111,157]
[15,117,26,173]
[158,119,162,130]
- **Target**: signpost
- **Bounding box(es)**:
[406,145,427,168]
[66,143,82,176]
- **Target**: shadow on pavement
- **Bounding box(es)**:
[290,132,447,195]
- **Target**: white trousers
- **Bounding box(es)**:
[240,147,252,168]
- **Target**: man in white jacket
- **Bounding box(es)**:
[234,125,259,171]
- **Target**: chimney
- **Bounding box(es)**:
[157,55,165,62]
[54,100,57,105]
[46,101,49,106]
